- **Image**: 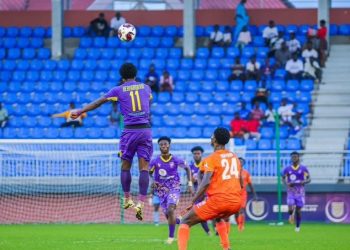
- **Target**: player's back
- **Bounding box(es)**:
[203,149,242,201]
[105,81,152,126]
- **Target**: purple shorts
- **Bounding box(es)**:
[160,190,180,214]
[287,194,305,208]
[119,128,153,162]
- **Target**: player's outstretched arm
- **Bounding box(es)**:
[248,183,258,200]
[191,172,213,204]
[71,97,109,119]
[183,165,194,195]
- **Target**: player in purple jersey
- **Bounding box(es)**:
[189,146,212,236]
[282,151,311,232]
[70,63,153,221]
[149,136,194,245]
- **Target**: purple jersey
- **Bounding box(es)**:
[282,165,309,196]
[104,81,152,126]
[149,155,186,196]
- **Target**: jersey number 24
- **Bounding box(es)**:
[221,158,239,180]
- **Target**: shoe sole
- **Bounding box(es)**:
[135,208,143,221]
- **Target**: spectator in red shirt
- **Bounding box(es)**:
[250,102,265,121]
[230,112,245,138]
[243,113,261,140]
[317,19,328,67]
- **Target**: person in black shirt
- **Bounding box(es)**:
[88,12,109,38]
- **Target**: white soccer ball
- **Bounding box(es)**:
[118,23,136,42]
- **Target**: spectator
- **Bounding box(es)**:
[275,41,291,67]
[230,112,245,138]
[268,31,284,57]
[239,102,250,120]
[290,112,304,139]
[52,102,86,128]
[246,56,261,80]
[243,113,261,140]
[260,58,276,82]
[234,0,249,42]
[317,19,328,67]
[303,57,322,83]
[302,41,318,61]
[236,26,252,50]
[145,64,159,93]
[250,102,265,121]
[251,87,268,106]
[278,99,294,126]
[159,70,174,93]
[264,103,276,124]
[285,53,303,80]
[228,57,245,82]
[223,26,232,48]
[287,32,301,54]
[263,20,278,46]
[110,12,126,36]
[110,102,121,126]
[0,102,9,128]
[88,12,109,38]
[209,24,223,49]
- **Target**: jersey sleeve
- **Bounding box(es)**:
[246,171,252,184]
[202,156,215,173]
[149,159,156,174]
[303,167,310,178]
[176,157,186,168]
[104,87,119,101]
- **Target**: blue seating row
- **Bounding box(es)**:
[0,48,51,60]
[0,37,44,48]
[0,24,349,38]
[80,37,174,48]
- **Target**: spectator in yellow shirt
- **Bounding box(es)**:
[52,102,86,128]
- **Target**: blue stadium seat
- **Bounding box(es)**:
[229,80,242,91]
[17,60,30,71]
[158,92,171,103]
[93,37,106,48]
[102,127,117,139]
[63,27,72,37]
[270,92,282,103]
[258,139,272,150]
[177,70,190,81]
[22,48,36,59]
[2,128,17,139]
[0,71,11,81]
[227,47,240,58]
[59,128,74,139]
[37,48,51,59]
[100,48,114,60]
[272,139,287,150]
[166,58,180,70]
[169,48,182,58]
[84,60,98,70]
[242,47,255,58]
[30,38,44,48]
[215,81,228,91]
[8,81,21,92]
[8,48,21,59]
[178,103,193,116]
[181,58,193,69]
[206,116,221,127]
[246,139,257,150]
[33,27,46,37]
[94,71,108,81]
[205,70,218,81]
[52,71,66,82]
[0,27,5,38]
[163,115,177,127]
[6,27,19,37]
[213,92,226,103]
[296,92,311,103]
[286,24,298,34]
[195,26,205,37]
[211,47,225,58]
[253,37,265,47]
[147,37,161,48]
[72,26,85,37]
[191,70,204,81]
[63,81,76,92]
[0,48,5,59]
[12,71,26,81]
[128,48,142,59]
[339,24,350,35]
[74,128,88,139]
[208,103,222,115]
[74,48,87,59]
[274,69,286,79]
[37,116,52,127]
[185,93,199,103]
[287,139,302,150]
[43,127,59,139]
[283,92,296,102]
[197,48,209,58]
[241,91,254,103]
[286,80,299,91]
[57,60,70,71]
[80,37,92,48]
[40,71,53,82]
[257,47,269,58]
[298,25,310,36]
[208,59,220,69]
[70,59,84,70]
[174,81,186,92]
[161,37,174,47]
[244,80,257,91]
[279,126,289,139]
[171,92,184,103]
[165,26,178,36]
[152,103,166,116]
[155,48,168,59]
[166,103,180,116]
[220,70,231,81]
[300,79,314,92]
[3,38,16,48]
[186,81,201,92]
[261,127,274,139]
[226,93,240,104]
[271,80,285,91]
[295,103,310,114]
[108,71,119,81]
[142,48,155,58]
[199,92,212,102]
[30,92,45,103]
[107,37,120,48]
[3,60,16,71]
[17,38,30,48]
[329,24,338,36]
[200,81,214,92]
[139,26,151,36]
[186,127,202,138]
[16,128,30,139]
[87,49,101,60]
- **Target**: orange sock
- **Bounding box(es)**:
[178,224,190,250]
[236,215,242,229]
[216,221,230,249]
[225,221,231,234]
[241,214,245,228]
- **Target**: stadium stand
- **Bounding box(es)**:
[0,0,27,10]
[199,0,287,9]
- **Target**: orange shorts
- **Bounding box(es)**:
[194,196,241,221]
[241,194,247,209]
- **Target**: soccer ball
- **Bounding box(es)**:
[118,23,136,42]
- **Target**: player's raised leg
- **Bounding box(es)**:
[288,205,295,225]
[120,159,134,209]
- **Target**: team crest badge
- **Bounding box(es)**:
[331,202,345,218]
[169,162,174,168]
[246,198,269,221]
[252,200,265,216]
[325,199,348,223]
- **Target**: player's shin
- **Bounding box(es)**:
[201,221,211,235]
[296,210,301,229]
[216,221,230,249]
[138,170,149,203]
[225,221,231,234]
[121,170,132,198]
[178,224,190,250]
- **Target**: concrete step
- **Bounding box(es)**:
[304,143,345,151]
[308,130,349,138]
[314,106,350,116]
[319,85,350,92]
[311,119,350,129]
[315,97,350,105]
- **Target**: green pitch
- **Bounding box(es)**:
[0,223,349,250]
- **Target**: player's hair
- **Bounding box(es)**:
[239,157,245,164]
[158,136,171,144]
[290,151,299,156]
[213,127,230,145]
[119,63,137,80]
[191,146,204,153]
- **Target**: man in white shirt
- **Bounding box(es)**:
[236,26,251,49]
[223,26,232,47]
[246,56,261,80]
[278,99,294,124]
[0,102,9,128]
[110,12,126,36]
[287,32,301,54]
[285,53,303,80]
[302,41,318,60]
[263,20,278,46]
[209,24,223,48]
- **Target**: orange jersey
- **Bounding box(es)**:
[202,149,242,201]
[241,169,252,195]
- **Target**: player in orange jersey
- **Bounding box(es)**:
[178,127,243,250]
[235,157,257,231]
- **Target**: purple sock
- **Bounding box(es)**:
[138,170,149,202]
[201,222,210,233]
[296,213,301,228]
[176,217,181,224]
[121,170,131,198]
[169,224,176,238]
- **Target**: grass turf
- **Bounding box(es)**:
[0,223,349,250]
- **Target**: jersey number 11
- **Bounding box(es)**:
[129,90,142,112]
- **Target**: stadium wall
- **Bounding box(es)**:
[0,9,349,27]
